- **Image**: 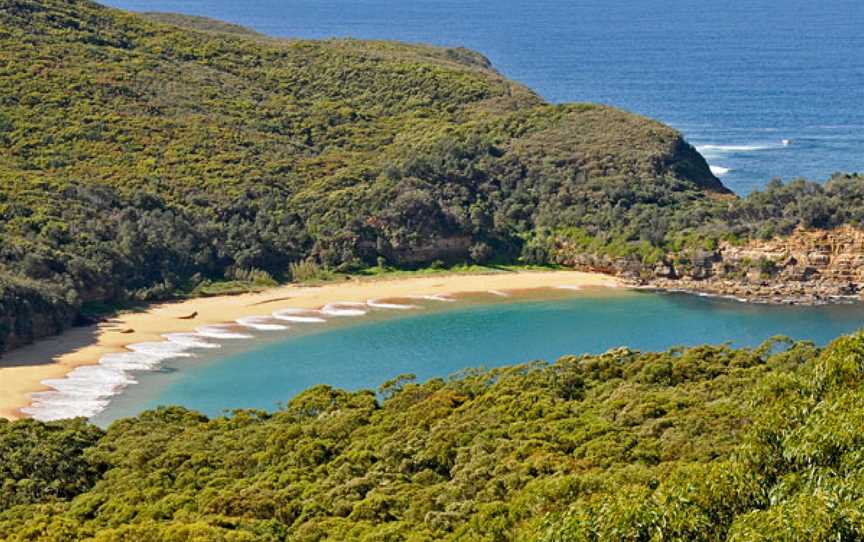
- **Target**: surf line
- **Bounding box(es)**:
[22,296,440,421]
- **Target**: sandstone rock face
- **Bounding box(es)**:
[388,236,473,265]
[721,226,864,283]
[557,225,864,304]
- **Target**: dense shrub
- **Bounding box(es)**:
[3,333,864,539]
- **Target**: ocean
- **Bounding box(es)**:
[102,0,864,193]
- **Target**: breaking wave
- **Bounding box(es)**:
[236,316,290,331]
[696,143,777,155]
[21,329,231,422]
[321,303,369,317]
[413,293,456,302]
[196,325,255,339]
[272,309,328,323]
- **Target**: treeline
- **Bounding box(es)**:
[2,332,864,540]
[714,173,864,239]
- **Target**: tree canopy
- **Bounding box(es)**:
[3,333,864,540]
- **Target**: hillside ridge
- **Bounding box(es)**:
[0,0,726,353]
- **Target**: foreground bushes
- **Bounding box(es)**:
[2,333,864,540]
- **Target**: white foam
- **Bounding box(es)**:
[367,299,420,310]
[196,325,254,339]
[22,392,111,420]
[128,341,195,358]
[24,319,262,421]
[556,285,583,291]
[49,365,135,390]
[782,139,791,146]
[272,309,327,323]
[163,333,221,349]
[696,143,776,155]
[22,337,205,421]
[488,290,510,297]
[236,316,289,331]
[710,165,731,176]
[99,351,163,371]
[321,303,368,317]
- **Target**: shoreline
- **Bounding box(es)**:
[626,277,862,306]
[0,270,619,421]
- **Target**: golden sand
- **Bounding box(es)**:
[0,270,619,420]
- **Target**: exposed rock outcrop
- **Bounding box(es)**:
[558,225,864,304]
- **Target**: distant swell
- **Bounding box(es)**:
[696,141,792,178]
[696,143,777,154]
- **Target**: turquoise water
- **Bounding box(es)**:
[94,289,864,424]
[82,1,864,422]
[103,0,864,193]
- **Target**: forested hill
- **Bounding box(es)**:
[137,12,264,37]
[3,332,864,540]
[0,0,729,353]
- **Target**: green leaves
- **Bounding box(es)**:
[0,418,105,509]
[4,335,850,539]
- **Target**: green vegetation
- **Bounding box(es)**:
[0,0,727,353]
[3,332,864,540]
[138,12,264,37]
[0,0,861,357]
[4,2,864,540]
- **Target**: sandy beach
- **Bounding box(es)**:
[0,270,619,420]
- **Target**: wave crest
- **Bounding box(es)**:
[321,303,368,317]
[367,299,421,310]
[236,316,290,331]
[272,309,327,323]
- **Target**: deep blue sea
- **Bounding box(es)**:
[92,289,864,424]
[104,0,864,193]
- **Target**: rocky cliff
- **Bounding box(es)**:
[558,225,864,304]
